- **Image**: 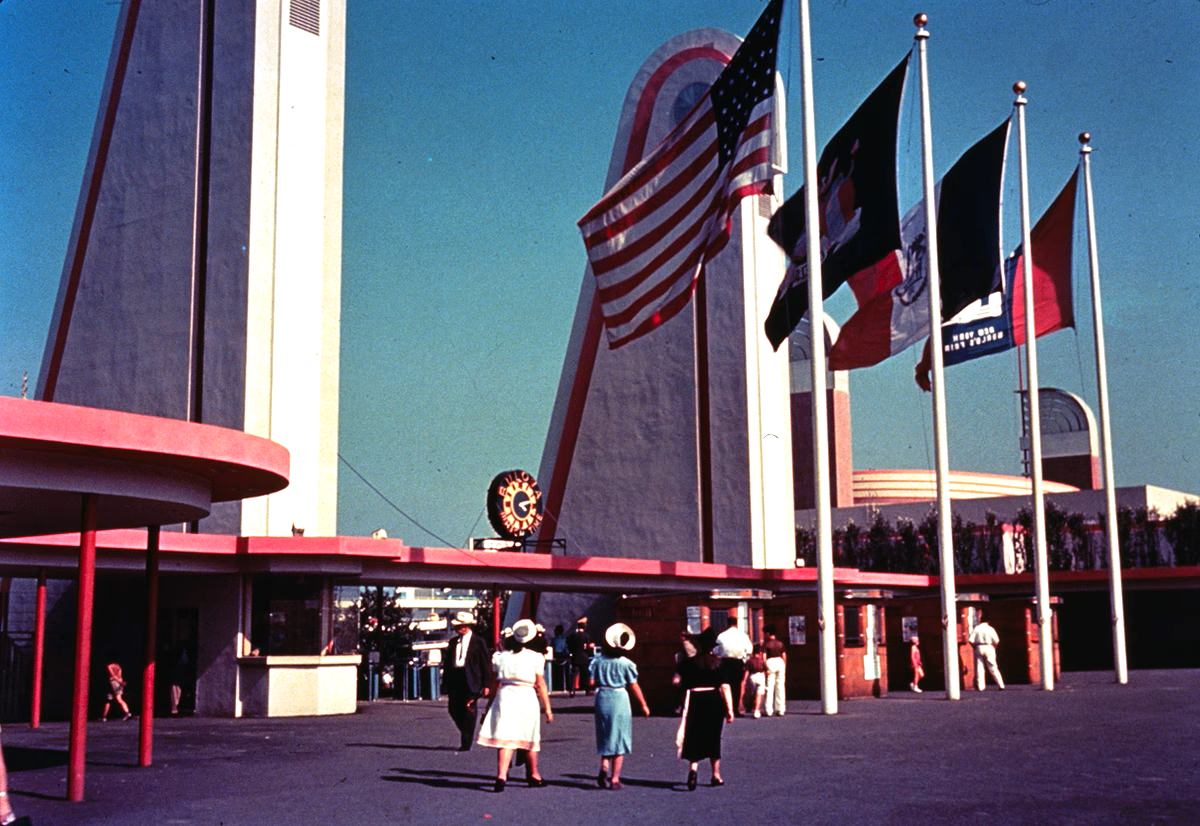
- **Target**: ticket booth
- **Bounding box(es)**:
[886,592,990,692]
[616,591,771,713]
[765,590,890,700]
[979,595,1062,687]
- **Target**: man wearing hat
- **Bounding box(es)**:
[566,617,593,697]
[445,611,491,751]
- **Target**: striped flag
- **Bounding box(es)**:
[578,0,783,349]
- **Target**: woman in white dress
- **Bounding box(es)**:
[476,619,554,791]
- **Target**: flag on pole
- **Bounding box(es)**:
[829,119,1010,370]
[763,56,909,350]
[914,170,1078,390]
[578,0,783,350]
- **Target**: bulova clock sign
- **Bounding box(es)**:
[486,469,543,541]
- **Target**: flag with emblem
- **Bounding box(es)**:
[829,118,1010,370]
[578,0,783,349]
[763,56,909,350]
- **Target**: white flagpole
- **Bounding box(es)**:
[1078,132,1129,685]
[913,14,960,701]
[1013,81,1055,691]
[797,0,837,715]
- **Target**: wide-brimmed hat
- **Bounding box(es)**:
[511,618,538,643]
[604,622,636,651]
[450,611,477,627]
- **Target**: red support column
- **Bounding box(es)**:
[30,568,47,728]
[68,493,98,802]
[492,594,502,648]
[139,526,160,767]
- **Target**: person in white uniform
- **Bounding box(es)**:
[477,619,554,791]
[762,625,788,716]
[968,614,1005,691]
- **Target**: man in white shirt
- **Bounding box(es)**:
[968,614,1005,691]
[444,611,491,750]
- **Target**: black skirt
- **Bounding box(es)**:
[681,690,725,761]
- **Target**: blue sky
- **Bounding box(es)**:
[2,1,1198,547]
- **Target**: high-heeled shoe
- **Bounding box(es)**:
[528,776,548,788]
[597,769,609,789]
[493,779,506,793]
[686,769,698,791]
[710,777,725,787]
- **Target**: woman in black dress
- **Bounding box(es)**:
[674,628,734,790]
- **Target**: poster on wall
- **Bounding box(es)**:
[788,615,806,645]
[902,615,919,642]
[686,606,703,635]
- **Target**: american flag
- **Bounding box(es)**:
[578,0,783,349]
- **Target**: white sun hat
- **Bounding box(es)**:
[511,618,538,644]
[604,622,637,651]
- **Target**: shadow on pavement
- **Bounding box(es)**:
[561,772,678,790]
[3,746,67,772]
[383,767,494,791]
[345,742,458,751]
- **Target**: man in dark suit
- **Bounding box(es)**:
[444,611,491,751]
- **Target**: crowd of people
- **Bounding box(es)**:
[446,612,1008,793]
[446,611,795,792]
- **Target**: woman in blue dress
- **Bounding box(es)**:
[589,623,650,790]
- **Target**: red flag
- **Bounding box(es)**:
[1009,171,1077,345]
[578,0,782,349]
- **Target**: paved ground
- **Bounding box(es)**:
[3,670,1198,825]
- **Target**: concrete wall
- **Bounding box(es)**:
[37,0,345,537]
[160,574,241,717]
[237,655,359,717]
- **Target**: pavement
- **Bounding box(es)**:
[2,669,1199,825]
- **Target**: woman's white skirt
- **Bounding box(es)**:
[477,683,541,751]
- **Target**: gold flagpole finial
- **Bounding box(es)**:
[1079,131,1093,155]
[1013,80,1027,105]
[914,13,929,38]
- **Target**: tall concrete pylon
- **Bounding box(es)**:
[533,29,795,628]
[37,0,345,537]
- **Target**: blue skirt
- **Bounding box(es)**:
[594,687,633,756]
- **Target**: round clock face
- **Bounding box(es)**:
[486,469,543,540]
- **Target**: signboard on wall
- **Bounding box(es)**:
[788,615,806,645]
[902,615,919,642]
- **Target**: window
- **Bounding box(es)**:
[843,606,864,648]
[250,575,324,655]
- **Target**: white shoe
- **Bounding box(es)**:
[911,684,922,693]
[753,710,761,718]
